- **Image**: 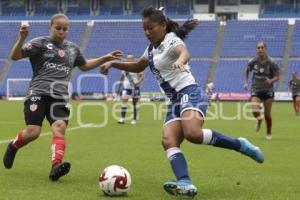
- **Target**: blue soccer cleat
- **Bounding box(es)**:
[163,179,197,198]
[238,137,264,163]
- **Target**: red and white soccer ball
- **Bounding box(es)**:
[99,165,131,196]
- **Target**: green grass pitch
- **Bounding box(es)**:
[0,101,299,200]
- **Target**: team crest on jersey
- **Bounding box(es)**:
[259,68,264,73]
[30,103,38,112]
[58,49,65,57]
[254,65,258,70]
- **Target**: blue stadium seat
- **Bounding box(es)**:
[99,6,110,15]
[221,20,288,57]
[111,6,123,15]
[185,21,219,58]
[66,7,78,16]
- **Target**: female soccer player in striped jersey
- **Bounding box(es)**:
[101,7,264,198]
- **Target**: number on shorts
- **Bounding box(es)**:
[181,94,189,104]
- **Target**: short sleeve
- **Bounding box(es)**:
[21,38,43,58]
[74,46,86,67]
[142,46,149,60]
[167,33,185,51]
[246,58,255,72]
[271,62,280,77]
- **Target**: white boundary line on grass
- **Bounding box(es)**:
[0,124,94,145]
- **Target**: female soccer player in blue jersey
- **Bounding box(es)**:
[101,7,264,198]
[3,14,122,181]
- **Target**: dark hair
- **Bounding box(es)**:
[141,6,198,40]
[257,41,267,49]
[50,13,69,26]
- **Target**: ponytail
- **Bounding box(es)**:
[142,6,198,40]
[166,18,198,40]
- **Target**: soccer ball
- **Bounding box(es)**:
[99,165,131,196]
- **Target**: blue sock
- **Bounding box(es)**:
[166,147,190,181]
[202,129,241,151]
[121,105,127,119]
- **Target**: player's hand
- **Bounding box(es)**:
[100,61,113,75]
[243,82,248,90]
[265,78,272,85]
[172,61,189,73]
[19,23,29,40]
[105,50,123,62]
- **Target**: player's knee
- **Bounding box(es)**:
[162,136,177,150]
[183,127,203,143]
[264,113,272,120]
[52,120,67,136]
[25,127,41,141]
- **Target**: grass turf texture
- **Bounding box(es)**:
[0,101,299,200]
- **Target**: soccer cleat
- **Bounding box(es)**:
[49,162,71,181]
[265,134,272,140]
[163,180,197,198]
[118,118,125,124]
[255,119,262,132]
[130,120,136,125]
[3,142,18,169]
[238,137,264,163]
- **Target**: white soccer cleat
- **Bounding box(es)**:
[265,134,272,140]
[118,118,125,124]
[130,120,136,125]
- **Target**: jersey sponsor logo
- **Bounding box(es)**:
[58,49,65,58]
[43,61,70,74]
[44,51,55,58]
[30,103,38,112]
[46,43,53,50]
[169,39,177,46]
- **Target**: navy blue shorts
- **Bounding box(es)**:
[122,87,140,97]
[164,84,208,125]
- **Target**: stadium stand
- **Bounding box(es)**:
[214,59,281,93]
[0,60,32,97]
[290,20,300,57]
[221,20,288,57]
[186,21,219,58]
[84,21,148,57]
[0,22,19,58]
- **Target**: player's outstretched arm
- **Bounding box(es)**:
[10,23,29,60]
[171,44,190,72]
[100,57,148,75]
[79,50,123,71]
